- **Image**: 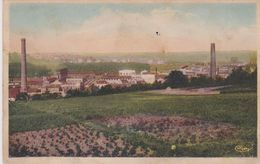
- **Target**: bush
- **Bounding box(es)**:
[164,70,188,87]
[31,94,42,100]
[40,92,61,100]
[226,67,257,85]
[16,93,29,101]
[190,76,213,87]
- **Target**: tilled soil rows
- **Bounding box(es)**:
[98,115,237,143]
[9,124,153,157]
[9,115,237,157]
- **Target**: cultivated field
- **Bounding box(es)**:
[9,91,257,157]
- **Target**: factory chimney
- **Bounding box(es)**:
[210,43,216,79]
[20,38,28,93]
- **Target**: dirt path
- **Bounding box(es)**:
[148,86,230,95]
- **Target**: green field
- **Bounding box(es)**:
[9,91,257,157]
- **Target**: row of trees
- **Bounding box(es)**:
[16,83,164,101]
[64,82,164,98]
[164,67,257,88]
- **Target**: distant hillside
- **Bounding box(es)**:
[9,50,256,77]
[8,53,150,77]
[85,50,256,64]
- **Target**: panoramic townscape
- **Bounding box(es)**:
[8,38,257,157]
[8,41,251,101]
[8,3,257,157]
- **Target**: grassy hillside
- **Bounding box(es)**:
[9,91,257,156]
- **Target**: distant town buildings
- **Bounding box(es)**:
[178,43,245,79]
[119,70,136,77]
[179,64,236,79]
[140,70,156,84]
[8,40,250,101]
[9,66,164,100]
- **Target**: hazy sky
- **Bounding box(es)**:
[10,3,256,53]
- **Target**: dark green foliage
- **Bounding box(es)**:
[97,85,114,95]
[112,147,120,156]
[9,112,76,134]
[66,89,89,97]
[9,62,51,78]
[121,147,128,156]
[16,93,29,101]
[190,76,214,86]
[92,146,101,156]
[9,52,59,78]
[38,92,61,100]
[103,149,110,157]
[96,83,165,96]
[163,67,256,89]
[75,144,83,156]
[66,149,74,156]
[31,94,42,100]
[164,70,188,87]
[226,67,256,85]
[129,147,136,155]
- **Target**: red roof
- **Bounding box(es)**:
[27,80,43,85]
[47,77,57,83]
[28,88,41,93]
[121,80,129,83]
[27,77,42,81]
[96,80,108,84]
[181,65,189,69]
[47,84,61,88]
[9,87,20,98]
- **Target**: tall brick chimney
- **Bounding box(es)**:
[20,38,28,93]
[210,43,216,79]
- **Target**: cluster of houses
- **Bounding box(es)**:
[8,62,246,101]
[9,69,166,101]
[178,63,246,79]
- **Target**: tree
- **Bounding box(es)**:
[97,85,114,95]
[190,76,212,86]
[226,67,251,84]
[164,70,188,87]
[250,68,257,85]
[16,93,29,101]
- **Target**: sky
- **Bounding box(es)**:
[9,3,257,53]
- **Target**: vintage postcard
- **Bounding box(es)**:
[2,0,260,164]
